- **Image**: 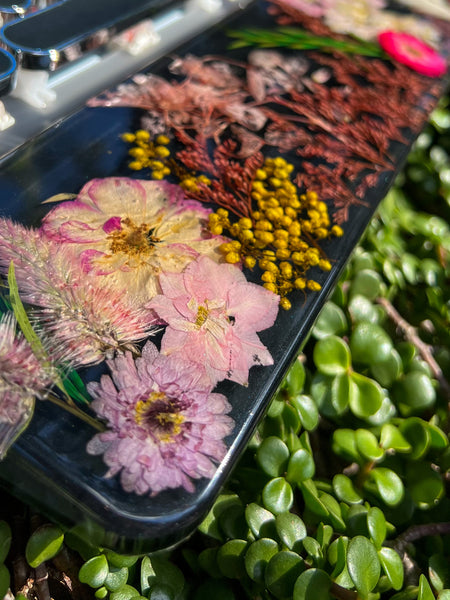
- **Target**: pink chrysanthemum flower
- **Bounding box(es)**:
[148,256,280,386]
[378,30,447,77]
[40,177,225,301]
[86,341,234,495]
[0,218,158,366]
[0,313,51,458]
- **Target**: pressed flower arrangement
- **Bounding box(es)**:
[0,0,448,553]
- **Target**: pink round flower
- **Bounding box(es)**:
[40,177,225,301]
[148,256,279,386]
[86,341,234,496]
[378,30,447,77]
[0,313,51,458]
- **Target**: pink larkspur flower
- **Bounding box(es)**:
[86,340,234,495]
[0,313,51,458]
[378,30,447,77]
[40,177,225,301]
[148,256,280,386]
[0,218,158,366]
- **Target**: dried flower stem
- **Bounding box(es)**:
[377,296,450,400]
[393,522,450,555]
[46,393,105,432]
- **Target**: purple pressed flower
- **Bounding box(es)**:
[0,218,158,366]
[0,313,51,458]
[86,341,234,495]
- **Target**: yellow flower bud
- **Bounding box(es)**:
[261,271,276,283]
[279,297,292,310]
[307,280,321,291]
[156,134,170,145]
[135,129,150,141]
[225,252,241,264]
[121,132,136,143]
[294,278,306,290]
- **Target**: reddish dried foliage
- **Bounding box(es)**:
[88,2,447,222]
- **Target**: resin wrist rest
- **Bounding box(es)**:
[0,0,447,554]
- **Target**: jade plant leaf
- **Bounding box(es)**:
[313,335,351,375]
[78,555,109,589]
[263,478,294,514]
[25,524,64,569]
[347,536,381,597]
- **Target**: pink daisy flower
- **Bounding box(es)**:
[148,256,279,386]
[0,313,51,458]
[86,341,234,495]
[378,30,447,77]
[40,177,225,301]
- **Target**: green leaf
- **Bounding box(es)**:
[348,294,380,324]
[198,548,220,579]
[367,507,386,549]
[328,536,349,578]
[217,539,247,579]
[370,349,403,387]
[25,524,64,568]
[400,418,431,460]
[406,461,444,509]
[284,359,306,396]
[332,429,360,463]
[299,480,329,518]
[350,322,393,365]
[290,394,319,431]
[302,536,323,563]
[104,567,129,592]
[286,449,315,484]
[347,536,381,597]
[265,551,305,599]
[8,262,47,363]
[219,504,247,540]
[393,372,436,416]
[78,555,109,588]
[293,568,332,600]
[380,424,412,453]
[318,493,346,531]
[198,493,242,541]
[104,550,139,569]
[418,575,436,600]
[426,423,449,450]
[0,563,10,600]
[355,429,384,462]
[368,468,404,506]
[263,478,294,514]
[349,373,384,419]
[245,503,277,539]
[275,512,307,551]
[349,269,383,300]
[95,587,109,599]
[0,520,12,563]
[109,584,141,600]
[313,301,347,339]
[429,554,450,592]
[256,437,290,478]
[330,373,352,415]
[140,556,184,598]
[332,475,363,504]
[244,538,279,584]
[313,336,351,375]
[378,547,404,590]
